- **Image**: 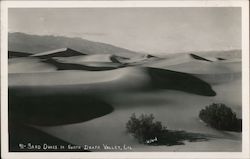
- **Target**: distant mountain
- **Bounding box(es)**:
[8,51,33,58]
[8,32,142,58]
[31,48,85,58]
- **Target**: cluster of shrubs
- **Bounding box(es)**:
[126,113,207,145]
[199,103,242,132]
[126,103,242,144]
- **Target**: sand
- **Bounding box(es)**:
[8,57,57,73]
[34,75,241,152]
[54,54,114,63]
[8,49,242,152]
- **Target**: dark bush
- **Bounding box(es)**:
[199,103,242,132]
[126,113,164,143]
[126,113,208,145]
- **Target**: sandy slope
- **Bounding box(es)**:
[165,61,241,84]
[163,61,241,74]
[8,50,242,152]
[54,54,114,63]
[145,53,241,85]
[54,54,122,68]
[53,53,154,67]
[8,57,57,73]
[9,67,149,87]
[10,70,240,152]
[37,78,241,152]
[144,53,240,73]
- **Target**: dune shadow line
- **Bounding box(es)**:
[9,90,114,126]
[41,58,123,71]
[147,67,216,96]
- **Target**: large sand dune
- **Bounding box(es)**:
[8,37,242,152]
[36,78,241,152]
[144,53,241,84]
[9,67,148,87]
[9,66,215,97]
[9,57,57,73]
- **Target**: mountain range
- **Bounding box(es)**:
[8,32,142,58]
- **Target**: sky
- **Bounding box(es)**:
[9,8,241,54]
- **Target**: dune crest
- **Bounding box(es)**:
[32,48,85,58]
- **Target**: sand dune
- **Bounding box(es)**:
[165,61,241,74]
[143,52,241,85]
[205,57,226,62]
[52,53,156,69]
[194,49,241,59]
[189,54,212,62]
[147,67,216,96]
[55,54,114,63]
[8,45,242,152]
[37,78,241,152]
[143,53,204,67]
[155,50,241,60]
[159,60,241,84]
[9,68,137,86]
[194,73,241,85]
[9,122,89,152]
[145,52,240,68]
[9,65,218,143]
[53,54,122,68]
[54,53,153,65]
[9,92,113,126]
[32,48,85,58]
[9,66,215,97]
[8,51,33,58]
[9,57,57,73]
[42,58,122,71]
[8,67,149,127]
[110,54,155,65]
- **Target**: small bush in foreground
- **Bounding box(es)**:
[126,113,164,143]
[199,103,242,132]
[126,113,207,145]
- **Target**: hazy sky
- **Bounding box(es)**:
[9,8,241,54]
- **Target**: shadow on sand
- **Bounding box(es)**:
[9,90,114,126]
[42,58,123,71]
[9,122,90,152]
[147,130,208,146]
[147,67,216,96]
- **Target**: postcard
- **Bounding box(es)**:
[1,1,249,158]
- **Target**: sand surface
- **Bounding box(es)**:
[8,50,242,152]
[36,75,241,152]
[9,57,57,73]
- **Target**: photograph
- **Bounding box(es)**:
[1,1,249,159]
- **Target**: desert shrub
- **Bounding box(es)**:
[199,103,242,132]
[126,113,164,143]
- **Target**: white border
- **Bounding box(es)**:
[1,1,249,159]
